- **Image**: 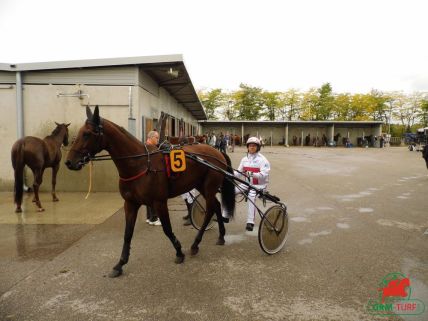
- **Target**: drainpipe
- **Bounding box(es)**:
[16,71,24,139]
[128,86,136,137]
[16,71,30,191]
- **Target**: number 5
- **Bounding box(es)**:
[170,150,186,172]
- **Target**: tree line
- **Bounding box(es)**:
[198,83,428,136]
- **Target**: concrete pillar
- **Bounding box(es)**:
[285,123,289,146]
[328,124,334,143]
[376,124,382,137]
[241,123,244,145]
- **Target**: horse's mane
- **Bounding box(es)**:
[48,125,64,137]
[105,119,144,147]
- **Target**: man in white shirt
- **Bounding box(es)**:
[222,136,271,231]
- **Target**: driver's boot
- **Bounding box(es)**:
[183,199,192,226]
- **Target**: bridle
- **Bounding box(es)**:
[69,119,105,168]
[70,119,164,181]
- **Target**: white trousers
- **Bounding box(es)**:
[181,189,197,204]
[222,183,265,224]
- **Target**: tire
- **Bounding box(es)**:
[190,194,215,231]
[258,205,289,254]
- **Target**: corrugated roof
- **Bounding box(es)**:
[0,55,206,120]
[199,120,384,126]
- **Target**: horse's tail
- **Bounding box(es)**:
[12,141,25,206]
[221,152,235,217]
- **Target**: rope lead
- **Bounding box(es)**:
[85,161,93,199]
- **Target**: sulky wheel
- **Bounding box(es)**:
[258,205,289,254]
[190,194,215,231]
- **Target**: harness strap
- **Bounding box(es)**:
[164,155,171,178]
[119,169,148,182]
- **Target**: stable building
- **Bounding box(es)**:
[199,120,384,146]
[0,55,206,191]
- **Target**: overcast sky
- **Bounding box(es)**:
[1,0,427,94]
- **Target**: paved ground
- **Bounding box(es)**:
[0,146,427,321]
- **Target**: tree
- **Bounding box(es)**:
[198,88,224,120]
[390,92,420,133]
[261,91,282,120]
[221,93,237,120]
[420,99,428,127]
[234,83,264,120]
[348,94,370,121]
[300,88,319,120]
[316,83,335,120]
[280,89,301,120]
[333,93,352,120]
[365,90,388,121]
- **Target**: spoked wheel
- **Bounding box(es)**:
[258,205,289,254]
[190,194,216,231]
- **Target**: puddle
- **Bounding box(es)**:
[336,223,350,229]
[224,234,247,244]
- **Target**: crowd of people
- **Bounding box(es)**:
[207,132,229,153]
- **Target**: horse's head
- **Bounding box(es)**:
[54,122,71,146]
[422,145,428,169]
[65,105,104,171]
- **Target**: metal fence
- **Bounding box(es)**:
[389,137,403,146]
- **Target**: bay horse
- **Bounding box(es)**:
[333,133,341,145]
[422,145,428,169]
[65,106,235,277]
[11,122,70,212]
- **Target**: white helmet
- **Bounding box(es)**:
[246,137,261,151]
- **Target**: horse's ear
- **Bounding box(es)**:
[55,121,60,126]
[86,106,93,120]
[93,105,100,125]
[66,123,71,127]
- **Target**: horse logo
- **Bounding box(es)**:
[367,272,425,316]
[378,277,410,303]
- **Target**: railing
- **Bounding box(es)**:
[389,137,403,146]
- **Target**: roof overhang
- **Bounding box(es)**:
[199,120,384,127]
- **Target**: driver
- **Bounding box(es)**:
[222,136,271,231]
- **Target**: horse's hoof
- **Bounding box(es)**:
[108,269,122,278]
[32,199,36,203]
[190,247,199,256]
[15,208,22,213]
[53,198,59,202]
[175,255,185,264]
[37,208,45,212]
[216,238,225,246]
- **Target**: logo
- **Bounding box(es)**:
[367,272,425,316]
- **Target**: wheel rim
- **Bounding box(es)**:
[258,205,288,254]
[190,194,215,231]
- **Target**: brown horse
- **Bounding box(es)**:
[422,145,428,169]
[65,106,235,277]
[11,122,70,212]
[233,134,241,146]
[194,135,208,144]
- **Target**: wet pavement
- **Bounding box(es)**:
[0,147,427,321]
[0,192,123,297]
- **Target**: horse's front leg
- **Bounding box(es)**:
[154,201,185,264]
[109,201,139,278]
[51,164,59,202]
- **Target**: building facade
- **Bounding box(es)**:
[0,55,205,191]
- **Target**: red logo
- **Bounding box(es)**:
[379,278,410,303]
[367,272,425,316]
